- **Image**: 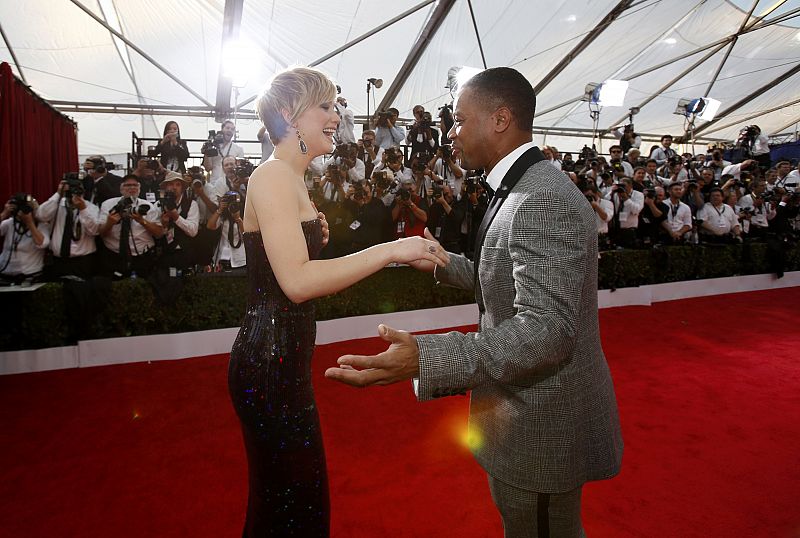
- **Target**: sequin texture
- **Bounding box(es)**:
[229,219,328,537]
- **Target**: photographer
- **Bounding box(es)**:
[83,155,122,206]
[187,164,221,267]
[202,119,244,182]
[36,174,100,280]
[738,180,775,238]
[406,106,439,157]
[335,95,356,144]
[154,120,190,173]
[721,159,757,182]
[409,157,441,208]
[357,130,383,180]
[737,125,770,169]
[611,123,642,154]
[426,183,464,254]
[662,183,693,244]
[649,134,677,166]
[319,162,350,203]
[97,174,163,278]
[459,176,488,259]
[638,186,668,246]
[605,177,643,248]
[373,148,412,188]
[391,177,427,239]
[133,157,164,198]
[0,194,49,281]
[703,148,729,182]
[158,171,200,271]
[774,160,797,192]
[608,145,633,177]
[697,187,742,243]
[374,108,405,149]
[438,103,454,146]
[582,183,613,244]
[543,146,562,170]
[660,156,688,184]
[343,180,392,251]
[332,142,366,184]
[644,158,669,187]
[207,190,246,271]
[428,144,464,194]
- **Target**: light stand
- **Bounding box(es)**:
[366,77,383,129]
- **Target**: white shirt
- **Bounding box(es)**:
[209,141,244,182]
[161,196,200,244]
[752,134,770,156]
[335,104,356,144]
[698,203,739,235]
[594,198,614,234]
[604,189,644,229]
[210,216,247,267]
[37,193,100,257]
[432,157,464,194]
[664,199,692,234]
[611,128,642,150]
[737,194,774,228]
[721,163,748,181]
[485,141,537,192]
[99,197,162,255]
[0,218,50,276]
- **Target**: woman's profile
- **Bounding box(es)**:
[228,66,449,536]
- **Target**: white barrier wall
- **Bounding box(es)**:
[3,272,800,375]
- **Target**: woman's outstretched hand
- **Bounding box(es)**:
[393,228,450,268]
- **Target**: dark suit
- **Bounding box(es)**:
[84,173,122,206]
[415,148,623,533]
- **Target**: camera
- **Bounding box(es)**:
[112,197,149,218]
[610,159,624,172]
[412,160,427,173]
[376,110,392,127]
[62,173,85,198]
[187,166,205,188]
[234,158,255,180]
[441,144,452,160]
[201,130,226,157]
[373,171,396,192]
[353,183,368,202]
[419,111,434,129]
[644,188,656,199]
[432,183,443,200]
[220,191,243,216]
[585,194,595,203]
[146,158,160,171]
[396,187,411,202]
[9,193,34,217]
[326,163,346,184]
[159,191,178,212]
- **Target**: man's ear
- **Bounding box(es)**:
[492,107,512,134]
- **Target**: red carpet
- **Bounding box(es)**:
[2,287,800,537]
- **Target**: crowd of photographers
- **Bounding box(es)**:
[2,103,799,284]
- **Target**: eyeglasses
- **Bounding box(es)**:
[122,183,139,188]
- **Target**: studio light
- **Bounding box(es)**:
[674,97,721,121]
[366,77,384,128]
[367,77,383,89]
[583,80,629,107]
[446,66,482,95]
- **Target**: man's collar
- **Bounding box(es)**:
[485,141,536,192]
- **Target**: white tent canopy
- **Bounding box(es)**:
[2,0,799,158]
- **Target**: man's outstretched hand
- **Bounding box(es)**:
[324,324,420,387]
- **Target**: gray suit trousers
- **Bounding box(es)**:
[488,476,586,538]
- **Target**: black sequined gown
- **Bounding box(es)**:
[229,220,328,537]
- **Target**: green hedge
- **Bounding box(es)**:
[3,243,799,351]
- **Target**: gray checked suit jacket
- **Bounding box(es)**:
[415,159,623,493]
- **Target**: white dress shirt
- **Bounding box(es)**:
[162,196,200,244]
[604,189,644,229]
[335,104,356,144]
[0,218,50,275]
[594,198,614,234]
[664,199,692,234]
[99,197,162,255]
[209,141,245,182]
[737,194,774,229]
[485,141,537,192]
[698,203,739,235]
[37,193,100,257]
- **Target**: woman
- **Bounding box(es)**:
[154,120,189,173]
[229,66,448,537]
[0,195,49,282]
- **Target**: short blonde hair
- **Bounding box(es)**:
[256,66,337,145]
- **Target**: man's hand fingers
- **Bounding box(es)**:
[378,324,406,344]
[324,366,387,387]
[337,353,383,370]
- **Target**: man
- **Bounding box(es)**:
[335,95,356,144]
[97,174,163,277]
[375,107,405,149]
[158,170,200,271]
[662,183,692,244]
[83,156,122,206]
[698,187,742,243]
[203,119,244,182]
[737,180,774,238]
[37,175,100,280]
[583,183,613,248]
[326,67,623,536]
[343,180,393,251]
[649,134,676,166]
[426,183,465,254]
[637,186,667,246]
[721,159,756,182]
[605,177,644,248]
[608,145,633,177]
[644,158,669,187]
[773,160,796,192]
[357,130,384,180]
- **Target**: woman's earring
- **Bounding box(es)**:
[296,129,308,154]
